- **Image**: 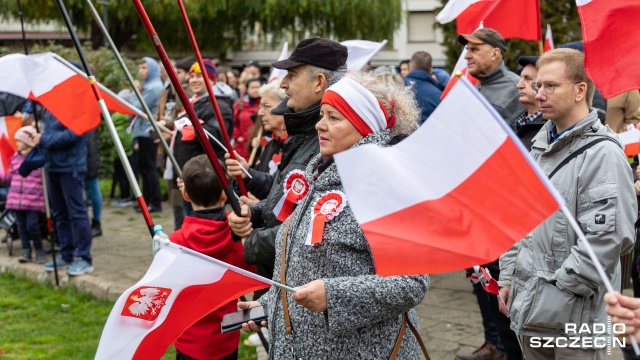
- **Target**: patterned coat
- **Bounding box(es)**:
[259,130,430,359]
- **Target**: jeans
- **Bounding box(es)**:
[84,177,102,222]
[15,210,43,251]
[473,281,505,354]
[47,172,92,264]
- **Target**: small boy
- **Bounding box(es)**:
[170,154,247,360]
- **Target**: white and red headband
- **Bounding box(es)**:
[321,77,395,136]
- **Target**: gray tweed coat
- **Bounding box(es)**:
[259,130,430,359]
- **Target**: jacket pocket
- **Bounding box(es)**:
[522,278,587,333]
[584,183,618,233]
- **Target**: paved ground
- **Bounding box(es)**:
[0,201,628,359]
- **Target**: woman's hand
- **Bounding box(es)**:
[292,280,327,313]
[239,301,267,332]
[225,151,249,179]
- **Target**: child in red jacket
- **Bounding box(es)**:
[171,155,249,360]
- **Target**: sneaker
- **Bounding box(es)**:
[67,259,94,276]
[111,198,133,207]
[19,249,31,263]
[42,256,71,272]
[35,250,47,264]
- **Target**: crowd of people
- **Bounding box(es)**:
[2,27,640,360]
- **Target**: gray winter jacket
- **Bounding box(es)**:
[499,110,636,338]
[476,62,524,126]
[259,130,430,359]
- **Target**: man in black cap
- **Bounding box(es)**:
[514,56,546,149]
[228,38,348,294]
[459,28,524,125]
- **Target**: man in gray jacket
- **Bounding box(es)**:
[499,48,636,359]
[459,28,524,125]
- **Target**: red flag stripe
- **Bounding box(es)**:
[362,138,558,276]
[456,0,541,41]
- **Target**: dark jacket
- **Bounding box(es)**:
[515,111,547,150]
[241,135,286,200]
[476,62,525,126]
[86,128,100,178]
[244,102,321,292]
[40,110,87,174]
[404,70,442,123]
[174,94,234,168]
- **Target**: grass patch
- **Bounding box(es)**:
[0,272,257,359]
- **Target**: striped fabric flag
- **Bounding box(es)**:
[0,115,22,176]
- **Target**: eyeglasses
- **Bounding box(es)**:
[531,81,582,95]
[258,103,272,110]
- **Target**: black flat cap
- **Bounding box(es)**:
[518,55,539,68]
[272,38,348,71]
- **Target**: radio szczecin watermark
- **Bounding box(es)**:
[529,317,626,354]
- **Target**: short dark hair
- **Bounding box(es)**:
[399,59,410,66]
[175,56,196,72]
[410,51,432,72]
[182,155,224,208]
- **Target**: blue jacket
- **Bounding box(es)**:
[404,70,442,123]
[130,57,163,138]
[40,110,87,174]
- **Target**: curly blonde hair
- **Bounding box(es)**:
[346,71,420,137]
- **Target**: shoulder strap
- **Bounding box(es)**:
[389,312,430,360]
[280,217,294,334]
[548,137,617,179]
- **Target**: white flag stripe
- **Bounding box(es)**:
[0,53,75,98]
[340,40,388,71]
[618,128,640,146]
[436,0,483,24]
[335,79,507,224]
[95,246,228,359]
[268,42,289,82]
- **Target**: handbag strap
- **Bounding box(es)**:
[280,217,294,334]
[548,137,616,179]
[389,312,430,360]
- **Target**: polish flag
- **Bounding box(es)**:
[268,42,289,83]
[543,24,554,53]
[341,39,388,71]
[617,127,640,157]
[95,244,270,360]
[0,115,22,176]
[334,77,561,276]
[437,0,542,41]
[469,266,499,295]
[578,0,640,98]
[0,52,135,136]
[439,23,482,100]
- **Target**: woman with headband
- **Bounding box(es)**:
[240,73,429,359]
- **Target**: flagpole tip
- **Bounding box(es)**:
[455,71,464,78]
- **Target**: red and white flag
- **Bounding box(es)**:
[95,245,270,360]
[340,40,388,71]
[0,52,134,135]
[440,23,483,99]
[0,115,22,176]
[436,0,542,41]
[578,0,640,98]
[268,42,289,83]
[334,77,561,276]
[543,24,554,53]
[618,127,640,157]
[469,266,499,295]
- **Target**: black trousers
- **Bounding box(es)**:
[135,137,162,208]
[176,348,238,360]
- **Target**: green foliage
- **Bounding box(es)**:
[0,0,402,53]
[28,42,138,179]
[436,0,582,72]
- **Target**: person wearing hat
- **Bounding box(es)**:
[228,37,348,297]
[404,51,442,123]
[459,28,524,125]
[514,56,546,149]
[457,27,525,360]
[238,72,429,359]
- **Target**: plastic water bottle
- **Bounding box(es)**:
[152,225,169,257]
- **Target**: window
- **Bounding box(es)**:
[408,11,436,43]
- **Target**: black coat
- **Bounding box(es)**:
[244,102,321,294]
[238,136,286,200]
[86,128,100,178]
[174,94,234,168]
